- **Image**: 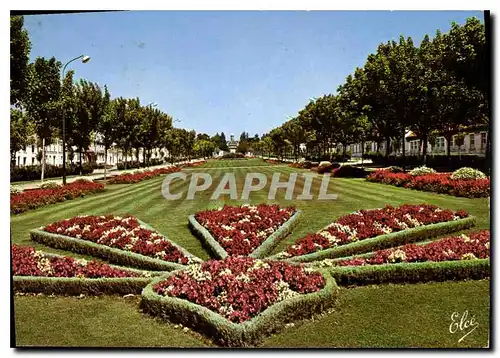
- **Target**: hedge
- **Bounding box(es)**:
[188,210,302,259]
[249,210,301,259]
[327,259,490,286]
[270,216,476,263]
[30,219,203,271]
[11,163,94,182]
[140,268,338,347]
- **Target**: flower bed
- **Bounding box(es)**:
[322,230,490,267]
[317,231,491,286]
[366,170,490,198]
[10,180,105,214]
[272,204,473,261]
[32,215,202,271]
[141,257,337,346]
[192,204,298,257]
[12,244,144,278]
[12,244,162,295]
[108,166,181,184]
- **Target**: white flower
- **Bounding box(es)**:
[388,249,407,263]
[319,259,335,267]
[218,268,233,276]
[304,267,315,274]
[461,253,477,260]
[461,234,471,242]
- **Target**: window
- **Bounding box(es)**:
[410,140,419,153]
[481,132,487,148]
[32,158,35,165]
[470,134,475,149]
[32,145,35,153]
[17,157,20,165]
[23,157,26,166]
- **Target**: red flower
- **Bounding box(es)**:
[283,204,469,258]
[10,181,105,214]
[367,170,490,198]
[154,257,325,323]
[11,244,142,278]
[108,167,181,184]
[335,230,490,266]
[195,204,296,256]
[42,215,190,264]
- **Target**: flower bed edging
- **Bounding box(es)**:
[188,210,302,260]
[140,267,338,347]
[30,219,203,271]
[269,216,476,263]
[326,259,490,286]
[249,210,301,259]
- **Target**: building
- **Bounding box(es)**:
[13,137,169,168]
[349,130,488,158]
[227,134,239,154]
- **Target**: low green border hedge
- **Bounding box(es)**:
[13,252,169,295]
[188,210,302,260]
[30,219,203,271]
[326,259,490,286]
[269,216,476,263]
[140,267,338,347]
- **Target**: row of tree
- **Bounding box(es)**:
[10,15,224,179]
[259,17,489,168]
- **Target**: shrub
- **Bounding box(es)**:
[302,161,312,169]
[317,161,333,174]
[10,163,94,182]
[40,181,61,189]
[220,153,245,159]
[331,165,368,178]
[409,165,436,176]
[388,166,405,173]
[451,167,487,180]
[10,185,21,195]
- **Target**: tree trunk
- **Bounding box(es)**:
[41,138,46,183]
[385,136,391,158]
[445,134,452,159]
[360,139,365,168]
[401,128,406,170]
[143,148,147,168]
[422,133,429,165]
[78,147,83,176]
[104,146,108,180]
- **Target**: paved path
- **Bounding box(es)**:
[11,159,205,191]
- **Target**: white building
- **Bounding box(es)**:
[13,137,169,168]
[349,130,488,158]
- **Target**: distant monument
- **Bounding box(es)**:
[227,134,239,154]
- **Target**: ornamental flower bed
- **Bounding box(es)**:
[366,170,490,198]
[108,166,181,184]
[194,204,297,256]
[10,180,105,214]
[327,230,490,267]
[153,257,326,323]
[276,204,469,259]
[41,215,200,266]
[12,244,144,278]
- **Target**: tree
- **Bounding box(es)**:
[25,56,62,181]
[96,87,115,179]
[10,15,31,106]
[10,109,35,167]
[194,139,216,159]
[72,80,103,173]
[219,132,229,151]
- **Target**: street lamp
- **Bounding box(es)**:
[62,54,91,185]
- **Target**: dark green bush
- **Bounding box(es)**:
[331,165,368,178]
[10,163,93,182]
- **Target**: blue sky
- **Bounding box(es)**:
[24,10,483,138]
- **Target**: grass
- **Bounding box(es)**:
[11,160,490,347]
[195,158,284,168]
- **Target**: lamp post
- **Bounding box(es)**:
[62,54,91,185]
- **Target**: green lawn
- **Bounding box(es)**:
[195,157,283,168]
[11,163,490,348]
